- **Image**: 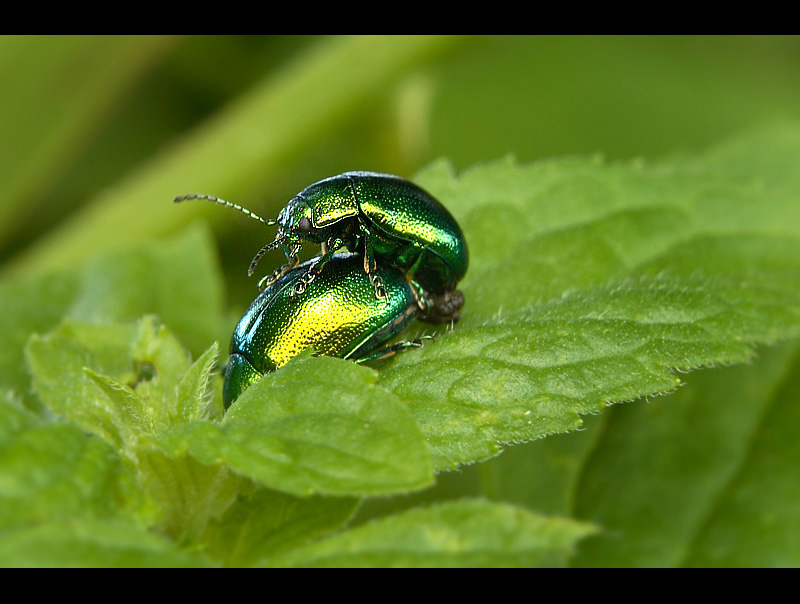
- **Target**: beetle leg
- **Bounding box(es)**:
[369,273,388,302]
[357,223,388,301]
[289,266,321,298]
[369,270,389,302]
[292,236,344,297]
[260,255,300,290]
[359,223,378,273]
[291,273,312,296]
[289,237,347,300]
[408,280,430,313]
[354,335,434,364]
[311,237,344,275]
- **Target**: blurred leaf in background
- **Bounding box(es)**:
[2,35,800,567]
[5,35,800,301]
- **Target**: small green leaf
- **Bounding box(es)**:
[135,444,242,543]
[2,225,225,414]
[0,519,207,568]
[176,342,223,423]
[26,321,139,449]
[0,393,140,531]
[68,224,225,357]
[265,499,597,568]
[154,356,433,497]
[0,272,79,410]
[83,369,151,437]
[0,391,40,440]
[26,316,211,452]
[127,316,194,429]
[24,316,235,544]
[202,487,359,567]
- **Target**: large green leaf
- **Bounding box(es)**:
[265,499,596,568]
[506,340,800,568]
[378,127,800,470]
[682,343,800,567]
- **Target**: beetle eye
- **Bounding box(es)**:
[298,216,312,233]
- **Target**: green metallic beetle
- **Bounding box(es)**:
[176,171,468,322]
[223,253,427,406]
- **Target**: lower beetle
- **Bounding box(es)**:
[176,172,468,322]
[224,253,428,406]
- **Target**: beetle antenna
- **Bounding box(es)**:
[247,235,287,276]
[174,193,277,226]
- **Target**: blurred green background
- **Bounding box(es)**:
[2,34,800,314]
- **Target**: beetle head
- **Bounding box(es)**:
[246,176,360,278]
[247,195,322,277]
[276,195,326,243]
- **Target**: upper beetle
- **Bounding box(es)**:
[176,172,468,321]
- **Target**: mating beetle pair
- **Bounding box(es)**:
[176,171,468,405]
[223,253,429,406]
